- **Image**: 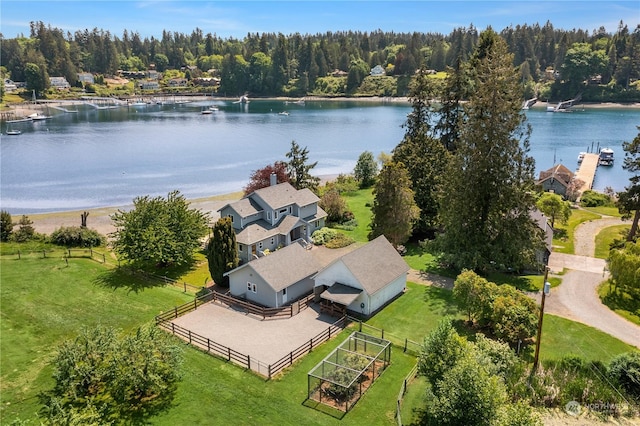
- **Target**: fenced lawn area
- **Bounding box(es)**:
[2,255,635,424]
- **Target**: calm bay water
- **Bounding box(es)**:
[1,100,638,214]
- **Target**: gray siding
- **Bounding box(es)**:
[228,266,277,307]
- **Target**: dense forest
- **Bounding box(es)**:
[1,20,639,101]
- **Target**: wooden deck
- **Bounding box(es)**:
[575,153,599,194]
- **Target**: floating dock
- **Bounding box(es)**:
[575,153,599,194]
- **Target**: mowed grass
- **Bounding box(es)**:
[0,256,193,422]
[2,252,635,424]
[552,209,601,254]
[340,188,374,242]
[598,281,640,326]
[594,224,630,259]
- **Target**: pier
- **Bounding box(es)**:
[575,153,599,194]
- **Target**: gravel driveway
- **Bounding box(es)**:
[540,214,640,348]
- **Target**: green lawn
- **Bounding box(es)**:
[2,253,635,424]
[339,188,374,243]
[594,224,630,259]
[598,281,640,326]
[583,206,622,217]
[552,209,601,254]
[0,256,193,422]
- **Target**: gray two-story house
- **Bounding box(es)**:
[218,177,327,263]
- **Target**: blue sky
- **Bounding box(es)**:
[1,1,638,40]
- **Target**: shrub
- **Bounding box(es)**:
[12,215,36,242]
[580,190,613,207]
[608,351,640,398]
[324,233,355,249]
[50,226,106,247]
[312,227,337,245]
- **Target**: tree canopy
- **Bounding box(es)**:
[243,161,289,195]
[353,151,378,188]
[285,140,320,192]
[110,190,209,267]
[368,161,419,247]
[206,217,239,287]
[536,192,571,228]
[41,325,182,424]
[434,29,541,273]
[617,126,640,241]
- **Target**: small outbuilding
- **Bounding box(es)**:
[536,164,575,197]
[313,235,409,317]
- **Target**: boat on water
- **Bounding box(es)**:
[577,152,586,163]
[5,129,22,135]
[6,117,33,123]
[209,105,219,112]
[598,147,614,166]
[201,108,213,115]
[29,113,52,121]
[278,111,289,116]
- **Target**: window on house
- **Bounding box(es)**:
[279,208,287,215]
[238,244,243,251]
[259,242,263,249]
[288,206,292,214]
[267,211,271,220]
[227,214,234,223]
[275,211,278,219]
[271,237,275,245]
[247,282,257,293]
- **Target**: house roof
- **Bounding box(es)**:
[226,198,262,216]
[320,283,362,305]
[537,164,574,186]
[231,243,321,292]
[324,235,409,296]
[252,183,319,210]
[530,209,553,252]
[235,220,278,245]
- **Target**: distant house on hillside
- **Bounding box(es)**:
[139,80,160,90]
[218,176,327,264]
[370,65,385,76]
[77,72,94,84]
[536,164,575,197]
[49,76,70,90]
[168,78,188,87]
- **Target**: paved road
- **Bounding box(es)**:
[541,215,640,349]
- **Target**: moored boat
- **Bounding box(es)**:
[5,129,22,135]
[29,112,52,121]
[598,147,614,166]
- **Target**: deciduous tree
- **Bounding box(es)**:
[41,325,182,424]
[110,190,209,267]
[206,217,239,287]
[368,161,419,247]
[536,192,571,228]
[353,151,378,188]
[243,161,289,195]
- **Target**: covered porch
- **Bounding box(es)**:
[318,283,362,317]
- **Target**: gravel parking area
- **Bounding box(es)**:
[171,301,342,366]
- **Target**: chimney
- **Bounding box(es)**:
[270,173,277,186]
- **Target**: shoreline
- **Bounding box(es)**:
[2,96,639,120]
[20,175,341,237]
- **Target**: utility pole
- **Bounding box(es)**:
[533,266,551,371]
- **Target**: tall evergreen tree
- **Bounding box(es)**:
[434,29,541,272]
[206,217,239,288]
[285,140,320,192]
[369,161,419,247]
[617,126,640,241]
[393,68,450,235]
